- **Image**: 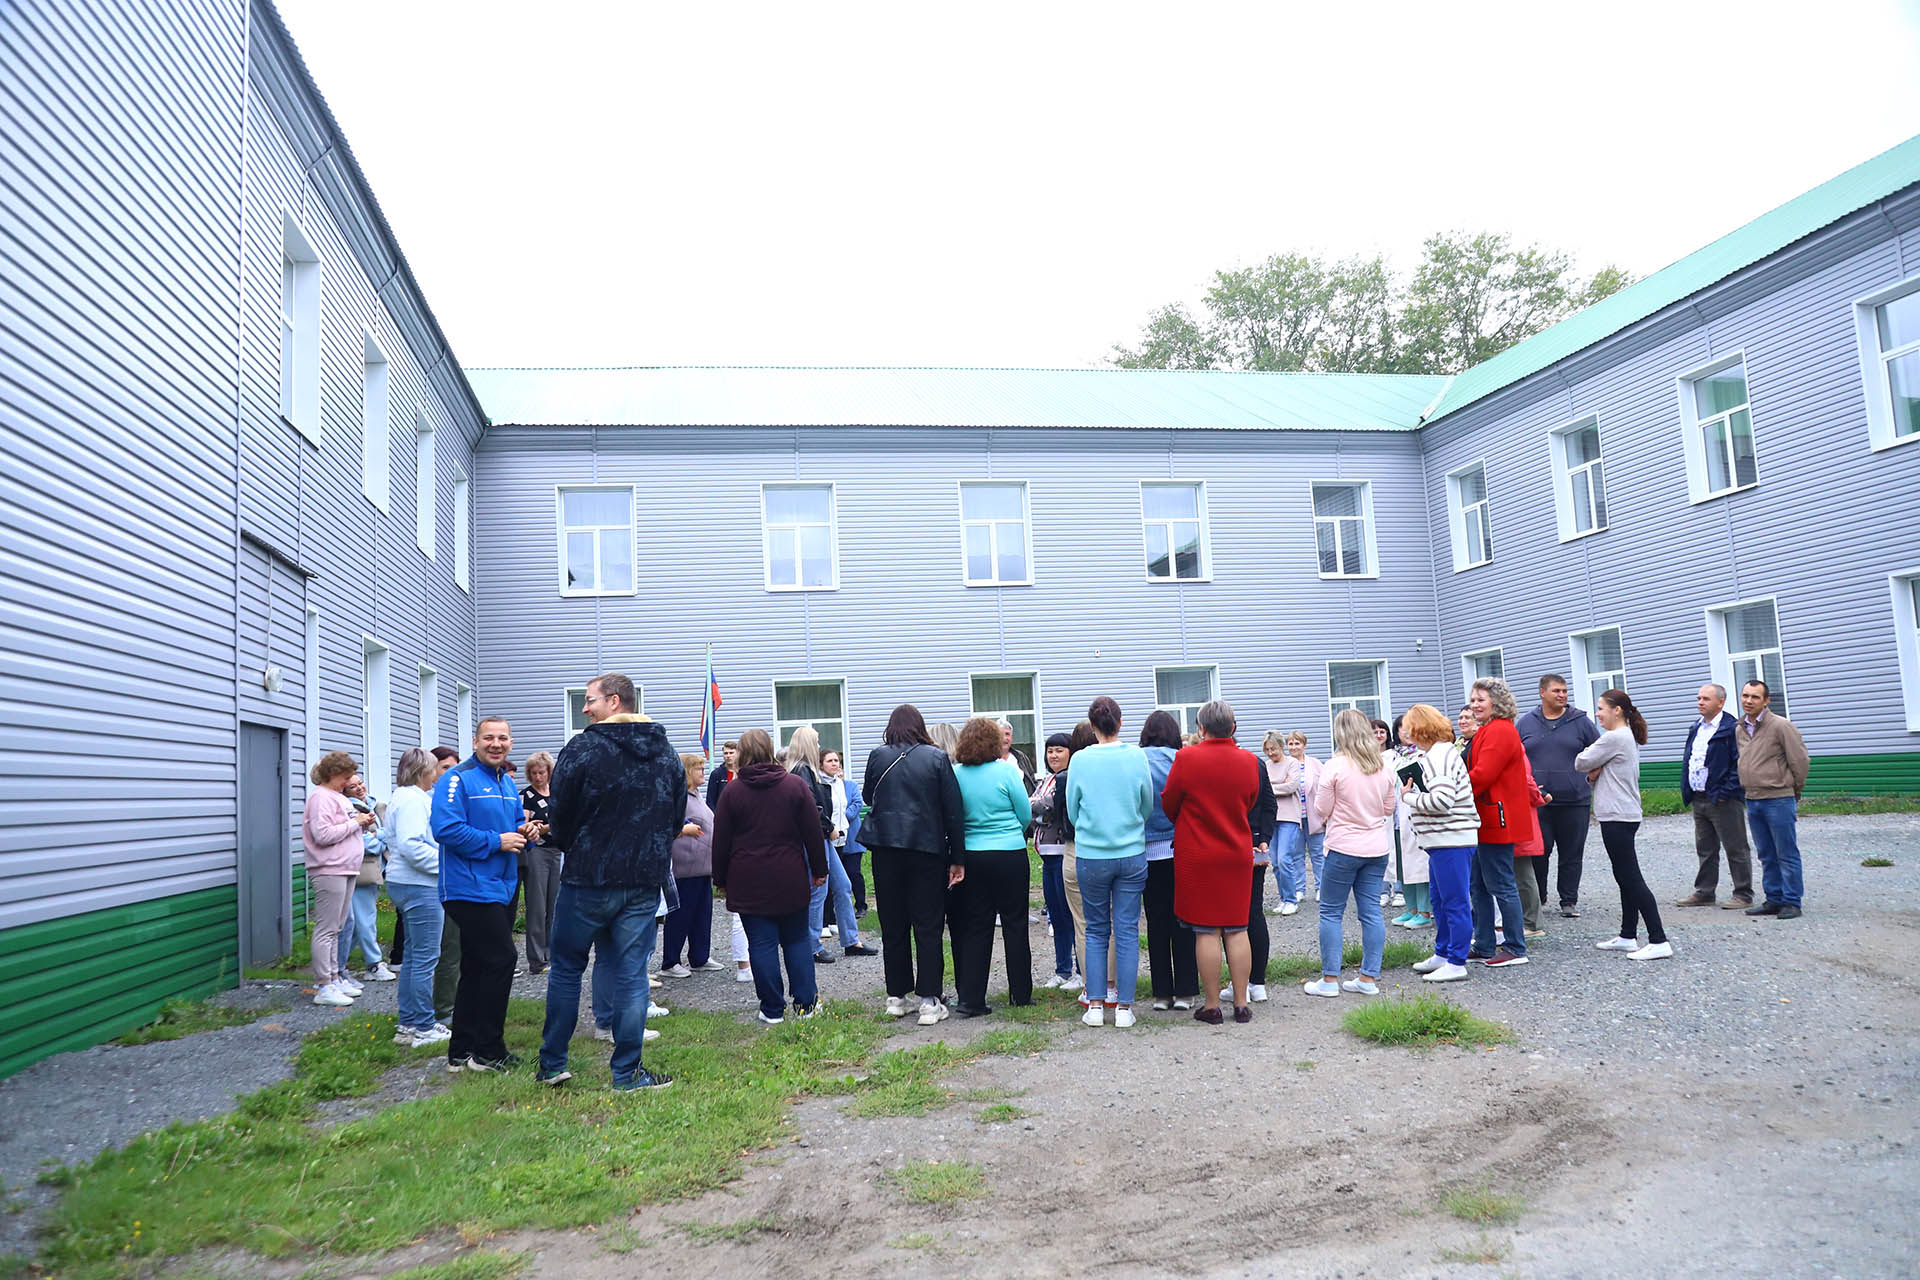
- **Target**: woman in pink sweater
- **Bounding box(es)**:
[304,750,376,1007]
[1303,710,1398,998]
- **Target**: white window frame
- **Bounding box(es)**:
[1566,625,1627,711]
[1444,461,1493,572]
[760,483,840,592]
[280,213,320,445]
[362,637,390,792]
[772,678,849,754]
[1309,480,1378,579]
[303,606,321,779]
[957,481,1033,587]
[1139,480,1212,583]
[968,670,1043,759]
[1853,275,1920,452]
[1705,595,1790,720]
[413,411,436,557]
[1548,415,1607,540]
[553,483,636,597]
[564,681,645,742]
[1677,351,1760,502]
[1325,659,1390,740]
[1461,647,1505,690]
[1890,570,1920,732]
[360,332,390,511]
[455,681,473,748]
[417,665,438,751]
[452,469,470,593]
[1153,664,1219,735]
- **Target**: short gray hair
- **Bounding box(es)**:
[1196,699,1237,739]
[1471,676,1518,721]
[395,747,435,788]
[1702,682,1728,701]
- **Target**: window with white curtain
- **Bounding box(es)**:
[959,482,1030,585]
[762,485,837,590]
[1140,482,1209,581]
[1445,463,1492,570]
[1154,665,1218,735]
[1311,481,1375,577]
[1569,626,1626,710]
[775,680,846,754]
[1327,661,1387,735]
[971,672,1039,763]
[1550,417,1607,538]
[1678,356,1760,501]
[556,485,635,595]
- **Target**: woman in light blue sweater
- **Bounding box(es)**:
[1064,696,1152,1028]
[384,748,449,1047]
[950,717,1035,1017]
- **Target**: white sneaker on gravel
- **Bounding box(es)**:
[1250,984,1269,1003]
[918,1000,949,1027]
[1113,1007,1136,1028]
[1279,900,1299,916]
[1172,998,1192,1011]
[593,1026,614,1042]
[1341,978,1380,996]
[1061,975,1085,992]
[1596,937,1639,951]
[1151,999,1170,1011]
[336,974,364,995]
[694,960,727,973]
[1040,974,1070,989]
[1390,892,1405,907]
[313,983,353,1007]
[1082,1004,1104,1026]
[1628,941,1674,961]
[735,966,753,983]
[369,962,398,982]
[1422,963,1469,983]
[885,996,911,1018]
[412,1024,451,1046]
[662,963,692,979]
[1301,979,1341,998]
[1412,954,1446,973]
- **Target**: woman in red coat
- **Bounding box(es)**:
[1465,677,1531,966]
[1160,699,1263,1025]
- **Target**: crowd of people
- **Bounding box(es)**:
[299,668,1811,1086]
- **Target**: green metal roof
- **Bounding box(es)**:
[1421,132,1920,425]
[468,366,1449,431]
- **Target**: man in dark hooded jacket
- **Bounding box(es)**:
[538,673,685,1091]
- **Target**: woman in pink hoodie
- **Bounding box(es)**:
[1304,710,1399,998]
[304,750,376,1007]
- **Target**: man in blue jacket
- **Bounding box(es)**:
[1675,683,1752,909]
[432,715,536,1072]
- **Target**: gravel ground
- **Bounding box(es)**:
[4,811,1917,1277]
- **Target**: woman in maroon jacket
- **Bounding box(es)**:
[712,729,830,1024]
[1160,700,1263,1025]
[1465,677,1531,967]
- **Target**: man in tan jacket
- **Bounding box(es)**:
[1735,680,1810,920]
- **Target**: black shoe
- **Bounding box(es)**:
[843,944,878,957]
[1777,905,1803,920]
[951,1003,994,1019]
[1745,901,1784,916]
[612,1068,673,1092]
[812,950,836,965]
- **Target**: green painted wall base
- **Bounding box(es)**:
[0,886,241,1079]
[1641,750,1920,795]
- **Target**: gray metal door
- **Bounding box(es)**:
[238,723,290,967]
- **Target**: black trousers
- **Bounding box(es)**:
[870,846,950,1000]
[1600,820,1666,944]
[1144,858,1198,999]
[390,909,406,966]
[1247,865,1271,984]
[441,898,515,1064]
[956,849,1033,1010]
[841,846,868,915]
[1536,804,1591,908]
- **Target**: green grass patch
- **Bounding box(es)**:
[884,1160,987,1205]
[1804,794,1920,815]
[889,1231,937,1250]
[1641,787,1685,816]
[113,993,285,1046]
[387,1250,529,1280]
[1293,1060,1316,1071]
[976,1103,1029,1123]
[1440,1182,1527,1225]
[1435,1234,1512,1265]
[996,988,1086,1024]
[677,1215,783,1244]
[1264,938,1427,984]
[1343,995,1515,1048]
[837,1025,1052,1118]
[1862,856,1895,867]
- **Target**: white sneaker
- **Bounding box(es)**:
[648,1003,669,1018]
[1248,984,1269,1003]
[369,962,398,982]
[694,959,727,973]
[1628,941,1674,961]
[1040,973,1070,989]
[593,1026,614,1042]
[885,996,911,1018]
[918,1000,949,1027]
[1082,1004,1104,1027]
[1412,954,1445,973]
[1151,999,1170,1011]
[758,1011,785,1026]
[313,983,353,1007]
[643,1028,661,1042]
[412,1024,451,1046]
[735,966,753,983]
[822,925,838,939]
[662,963,692,979]
[337,974,364,996]
[1390,893,1406,907]
[1265,904,1284,915]
[1596,937,1639,951]
[1422,963,1469,983]
[1341,977,1380,996]
[1301,979,1341,998]
[393,1027,419,1045]
[1172,998,1192,1011]
[1113,1007,1136,1028]
[1060,975,1085,992]
[1279,900,1299,916]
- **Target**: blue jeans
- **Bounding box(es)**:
[385,881,443,1030]
[540,885,660,1085]
[1470,842,1526,956]
[741,909,818,1019]
[1317,851,1387,977]
[1276,826,1327,900]
[1746,797,1803,907]
[1426,846,1474,965]
[337,881,384,971]
[1040,854,1074,978]
[1076,854,1147,1006]
[808,845,861,946]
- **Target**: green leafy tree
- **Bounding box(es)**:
[1109,303,1221,369]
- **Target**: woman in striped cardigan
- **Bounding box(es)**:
[1400,704,1481,983]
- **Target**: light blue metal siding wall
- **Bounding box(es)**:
[473,426,1446,763]
[0,0,245,929]
[1419,195,1920,765]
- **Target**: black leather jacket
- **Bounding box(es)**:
[860,743,967,865]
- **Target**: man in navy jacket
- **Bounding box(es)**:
[432,715,535,1072]
[1675,683,1752,908]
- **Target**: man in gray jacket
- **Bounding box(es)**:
[1516,674,1601,918]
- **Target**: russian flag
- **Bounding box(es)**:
[698,646,724,759]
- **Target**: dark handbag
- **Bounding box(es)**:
[1396,758,1429,792]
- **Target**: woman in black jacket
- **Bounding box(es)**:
[862,704,967,1027]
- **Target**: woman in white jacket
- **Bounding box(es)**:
[384,747,450,1047]
[1400,705,1480,983]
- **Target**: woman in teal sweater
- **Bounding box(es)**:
[951,717,1034,1016]
[1065,696,1153,1029]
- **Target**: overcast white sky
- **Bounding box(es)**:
[279,0,1920,371]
